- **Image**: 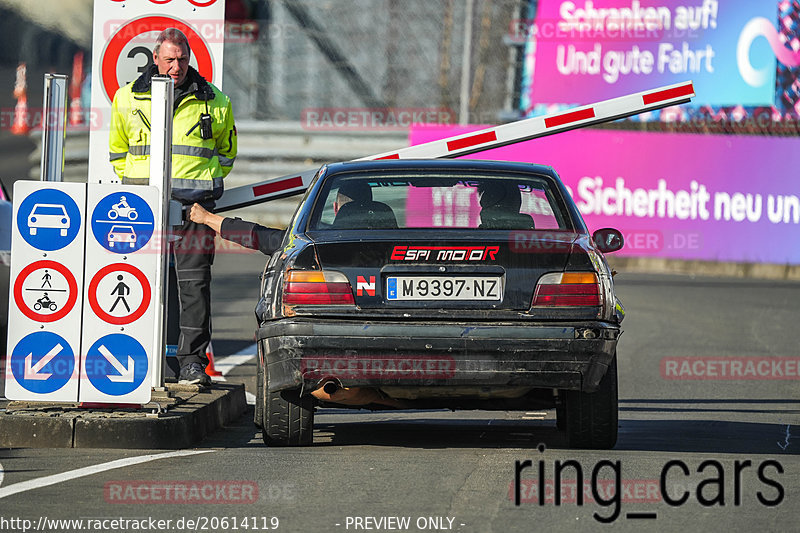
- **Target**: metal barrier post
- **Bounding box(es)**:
[40,74,69,182]
[149,76,174,389]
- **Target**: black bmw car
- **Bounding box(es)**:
[254,159,625,449]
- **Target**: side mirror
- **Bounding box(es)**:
[592,228,624,253]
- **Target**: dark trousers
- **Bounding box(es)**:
[173,219,215,367]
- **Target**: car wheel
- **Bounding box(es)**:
[60,229,67,236]
[561,354,618,449]
[30,228,36,235]
[260,360,314,447]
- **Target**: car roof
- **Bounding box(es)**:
[321,159,557,177]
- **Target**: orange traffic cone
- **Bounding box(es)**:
[11,62,29,135]
[205,341,222,377]
[69,51,84,126]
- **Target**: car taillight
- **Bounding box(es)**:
[532,272,600,307]
[283,270,355,305]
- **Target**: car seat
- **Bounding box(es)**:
[478,181,535,230]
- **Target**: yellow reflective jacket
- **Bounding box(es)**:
[108,66,237,205]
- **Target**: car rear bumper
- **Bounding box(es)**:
[257,319,620,393]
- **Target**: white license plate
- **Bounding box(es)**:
[386,276,502,301]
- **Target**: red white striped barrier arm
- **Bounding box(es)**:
[215,81,694,212]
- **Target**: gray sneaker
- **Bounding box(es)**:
[178,362,212,386]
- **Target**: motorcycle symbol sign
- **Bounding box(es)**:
[91,192,154,253]
[107,196,138,220]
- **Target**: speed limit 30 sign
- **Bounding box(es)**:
[88,0,225,183]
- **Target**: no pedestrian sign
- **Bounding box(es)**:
[88,263,151,325]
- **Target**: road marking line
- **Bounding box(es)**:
[0,450,214,500]
[211,343,257,382]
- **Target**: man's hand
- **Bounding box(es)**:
[189,203,224,233]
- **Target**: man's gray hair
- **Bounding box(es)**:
[154,28,191,55]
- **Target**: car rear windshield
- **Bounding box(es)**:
[309,172,570,231]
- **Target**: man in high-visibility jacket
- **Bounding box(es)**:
[109,28,237,386]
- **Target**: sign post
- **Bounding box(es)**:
[149,77,174,389]
[40,74,69,182]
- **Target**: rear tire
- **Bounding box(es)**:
[254,355,264,429]
[561,354,618,449]
[259,360,314,446]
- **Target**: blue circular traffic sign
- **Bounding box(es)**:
[85,334,148,396]
[16,189,82,251]
[91,192,155,254]
[10,331,76,394]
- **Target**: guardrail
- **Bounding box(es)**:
[28,121,409,226]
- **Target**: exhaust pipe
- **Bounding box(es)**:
[310,379,406,408]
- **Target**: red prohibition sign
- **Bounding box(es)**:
[88,263,152,325]
[13,261,78,323]
[101,15,214,102]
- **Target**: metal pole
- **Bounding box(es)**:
[40,74,69,181]
[459,0,475,125]
[149,76,174,389]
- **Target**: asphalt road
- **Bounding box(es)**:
[1,254,798,532]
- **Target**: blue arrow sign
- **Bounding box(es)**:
[10,331,76,394]
[84,334,148,396]
[16,188,82,251]
[91,192,155,254]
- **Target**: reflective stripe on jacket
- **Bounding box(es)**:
[108,68,237,205]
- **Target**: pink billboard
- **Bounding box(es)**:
[410,126,800,264]
[521,1,781,109]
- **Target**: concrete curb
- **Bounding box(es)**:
[0,383,247,449]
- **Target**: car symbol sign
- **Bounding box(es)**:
[16,189,82,251]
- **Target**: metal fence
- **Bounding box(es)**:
[224,0,527,125]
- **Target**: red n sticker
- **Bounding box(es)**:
[356,276,376,296]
